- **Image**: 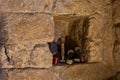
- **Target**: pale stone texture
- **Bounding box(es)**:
[7,63,117,80]
[0,13,54,68]
[29,44,52,68]
[101,0,114,64]
[113,26,120,65]
[0,0,47,12]
[0,0,73,13]
[113,0,120,66]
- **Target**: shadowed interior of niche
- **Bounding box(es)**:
[48,15,89,65]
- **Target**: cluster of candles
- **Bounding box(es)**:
[53,47,87,65]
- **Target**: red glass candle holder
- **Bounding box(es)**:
[53,57,59,64]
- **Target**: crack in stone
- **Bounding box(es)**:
[52,0,58,11]
[4,45,14,65]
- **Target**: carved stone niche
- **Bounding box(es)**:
[49,15,89,64]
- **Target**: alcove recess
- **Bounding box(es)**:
[51,14,89,63]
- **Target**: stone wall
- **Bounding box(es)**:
[113,0,120,66]
[0,0,119,80]
[0,0,114,68]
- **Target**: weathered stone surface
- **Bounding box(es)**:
[0,69,8,80]
[0,13,54,68]
[113,26,120,65]
[5,13,54,43]
[101,1,114,64]
[113,40,120,65]
[83,0,114,63]
[113,0,120,24]
[0,0,73,13]
[8,69,29,80]
[61,64,115,80]
[51,0,73,14]
[7,63,117,80]
[29,44,52,68]
[0,0,47,12]
[113,0,120,66]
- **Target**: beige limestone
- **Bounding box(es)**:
[0,13,54,68]
[0,0,115,68]
[113,0,120,65]
[7,63,118,80]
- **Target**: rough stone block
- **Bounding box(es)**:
[3,13,54,43]
[0,0,73,13]
[0,44,29,68]
[7,63,116,80]
[0,0,48,12]
[0,13,54,68]
[29,44,52,68]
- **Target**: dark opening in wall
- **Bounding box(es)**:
[48,15,89,65]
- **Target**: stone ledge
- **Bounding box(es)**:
[6,63,118,80]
